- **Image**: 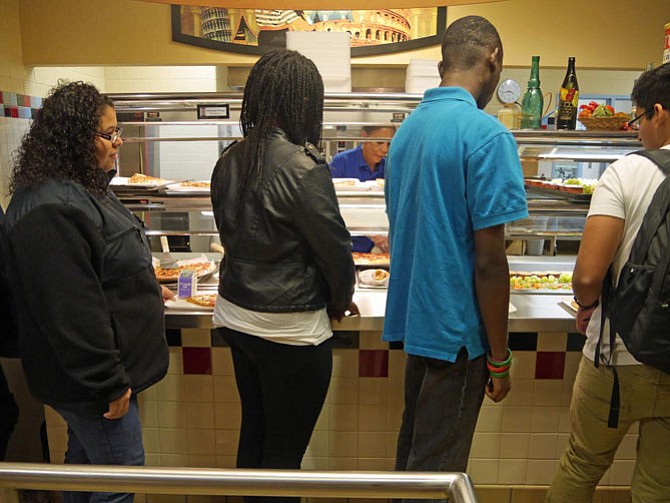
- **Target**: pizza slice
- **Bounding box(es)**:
[185,294,217,308]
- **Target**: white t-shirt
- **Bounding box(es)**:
[212,295,332,346]
[583,145,670,365]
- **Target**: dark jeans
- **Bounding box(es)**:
[395,349,488,503]
[55,395,144,503]
[218,327,332,503]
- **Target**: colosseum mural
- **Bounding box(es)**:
[173,6,446,56]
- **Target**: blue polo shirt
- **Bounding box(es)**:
[383,87,528,362]
[330,145,386,252]
[330,145,386,180]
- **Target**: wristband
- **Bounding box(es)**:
[487,364,510,375]
[487,348,512,367]
[489,369,510,378]
[573,296,599,310]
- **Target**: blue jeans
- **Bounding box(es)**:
[395,349,488,503]
[55,395,144,503]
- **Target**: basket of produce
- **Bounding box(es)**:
[578,101,630,131]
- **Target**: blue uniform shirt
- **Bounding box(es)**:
[383,87,528,362]
[330,145,386,180]
[330,145,387,252]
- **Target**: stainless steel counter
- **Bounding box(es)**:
[165,288,576,333]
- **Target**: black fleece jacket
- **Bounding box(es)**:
[4,179,168,416]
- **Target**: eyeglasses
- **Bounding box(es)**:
[94,127,122,144]
[627,109,653,128]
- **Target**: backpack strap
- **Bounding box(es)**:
[632,148,670,176]
[627,149,670,295]
[597,268,621,428]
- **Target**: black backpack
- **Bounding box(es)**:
[597,149,670,428]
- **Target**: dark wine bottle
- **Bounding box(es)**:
[557,57,579,130]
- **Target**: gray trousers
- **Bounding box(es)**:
[395,348,488,502]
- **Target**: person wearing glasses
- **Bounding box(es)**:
[547,63,670,501]
[330,125,395,253]
[3,81,172,503]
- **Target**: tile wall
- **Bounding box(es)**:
[44,329,637,502]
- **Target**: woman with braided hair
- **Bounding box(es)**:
[211,50,357,499]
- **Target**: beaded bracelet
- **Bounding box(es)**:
[487,348,513,367]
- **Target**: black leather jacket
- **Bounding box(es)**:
[211,129,355,314]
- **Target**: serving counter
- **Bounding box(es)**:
[164,287,576,333]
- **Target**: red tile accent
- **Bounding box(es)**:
[535,351,566,379]
[23,95,31,107]
[359,349,389,378]
[182,347,212,375]
[10,107,18,118]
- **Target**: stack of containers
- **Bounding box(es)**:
[405,59,441,94]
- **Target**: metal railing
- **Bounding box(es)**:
[0,463,477,502]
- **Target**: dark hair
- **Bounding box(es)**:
[362,125,396,135]
[631,62,670,112]
[239,50,324,201]
[441,15,502,72]
[10,80,114,197]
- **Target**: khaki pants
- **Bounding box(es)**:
[546,357,670,502]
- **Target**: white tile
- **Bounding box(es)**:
[533,381,564,407]
[530,406,561,432]
[213,376,240,403]
[614,434,638,460]
[510,351,536,380]
[498,459,528,485]
[537,332,567,352]
[610,460,635,486]
[185,402,215,429]
[470,433,501,459]
[525,459,558,485]
[468,459,499,484]
[475,405,503,434]
[528,433,558,460]
[502,406,532,432]
[500,433,530,459]
[505,380,535,406]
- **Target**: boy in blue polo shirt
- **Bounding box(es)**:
[384,15,528,479]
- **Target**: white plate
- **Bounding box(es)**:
[110,176,176,189]
[163,181,211,194]
[165,292,217,311]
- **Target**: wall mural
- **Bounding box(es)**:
[172,6,446,56]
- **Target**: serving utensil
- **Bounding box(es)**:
[159,235,179,269]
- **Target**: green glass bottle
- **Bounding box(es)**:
[520,56,543,130]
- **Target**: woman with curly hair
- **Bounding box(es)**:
[3,81,171,503]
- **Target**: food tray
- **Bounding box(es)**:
[162,181,211,194]
[525,184,591,203]
[153,257,217,285]
[110,176,176,191]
